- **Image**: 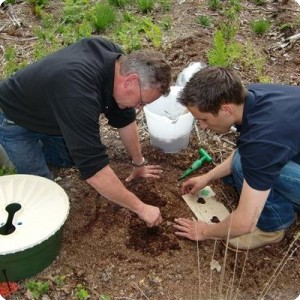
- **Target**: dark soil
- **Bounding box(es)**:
[1,0,300,299]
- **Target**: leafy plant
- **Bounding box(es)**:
[108,0,128,7]
[27,0,48,5]
[253,0,267,5]
[114,15,162,51]
[0,166,16,176]
[208,0,221,11]
[159,15,172,30]
[197,15,212,27]
[137,0,155,13]
[207,29,241,66]
[159,0,171,11]
[53,275,66,287]
[91,3,116,32]
[63,0,90,24]
[75,284,90,300]
[141,17,162,48]
[4,46,18,76]
[25,280,49,300]
[251,19,271,35]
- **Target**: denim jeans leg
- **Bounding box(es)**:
[227,150,297,232]
[0,112,53,179]
[41,135,74,167]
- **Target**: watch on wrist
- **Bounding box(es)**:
[131,157,148,167]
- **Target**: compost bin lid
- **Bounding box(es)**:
[0,174,69,255]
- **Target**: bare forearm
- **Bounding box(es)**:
[118,121,143,164]
[86,165,144,214]
[206,151,235,182]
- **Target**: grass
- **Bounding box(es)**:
[91,3,116,32]
[251,19,271,35]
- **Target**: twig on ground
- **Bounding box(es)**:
[7,4,21,27]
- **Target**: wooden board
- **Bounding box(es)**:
[182,186,230,224]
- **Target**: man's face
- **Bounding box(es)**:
[188,105,234,133]
[116,76,161,110]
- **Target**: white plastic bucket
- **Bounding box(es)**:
[144,86,194,153]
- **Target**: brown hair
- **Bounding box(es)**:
[179,67,247,114]
[119,50,171,95]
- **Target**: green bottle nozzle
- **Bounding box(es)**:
[179,148,212,180]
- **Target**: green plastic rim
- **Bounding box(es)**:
[0,227,63,282]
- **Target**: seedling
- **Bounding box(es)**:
[197,15,212,27]
[137,0,154,13]
[25,280,49,300]
[75,284,90,300]
[91,3,116,32]
[251,19,271,35]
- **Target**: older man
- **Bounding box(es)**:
[0,37,172,227]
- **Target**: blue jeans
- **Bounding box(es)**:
[0,112,74,179]
[223,150,300,232]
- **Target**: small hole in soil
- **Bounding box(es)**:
[211,216,220,223]
[197,197,206,204]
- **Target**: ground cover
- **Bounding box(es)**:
[0,0,300,299]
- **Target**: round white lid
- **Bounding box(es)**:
[0,175,69,255]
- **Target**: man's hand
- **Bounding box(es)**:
[125,164,163,182]
[137,203,163,227]
[181,174,210,194]
[173,218,208,241]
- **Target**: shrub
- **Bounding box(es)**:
[197,15,212,27]
[251,19,271,35]
[91,3,116,32]
[137,0,155,13]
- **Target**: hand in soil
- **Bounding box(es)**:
[125,164,163,182]
[173,218,208,241]
[137,203,163,227]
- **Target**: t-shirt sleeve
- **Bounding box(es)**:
[239,140,294,190]
[104,101,136,128]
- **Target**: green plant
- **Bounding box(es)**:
[4,46,18,76]
[208,0,220,11]
[25,280,49,300]
[141,17,162,48]
[159,15,172,30]
[75,284,90,300]
[159,0,171,11]
[114,15,162,51]
[197,15,212,27]
[251,19,271,35]
[0,166,16,176]
[28,0,48,6]
[207,29,241,66]
[108,0,128,7]
[254,0,267,5]
[63,0,90,24]
[137,0,155,13]
[53,275,66,287]
[91,3,116,32]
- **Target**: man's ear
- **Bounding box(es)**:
[221,104,233,116]
[124,73,138,88]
